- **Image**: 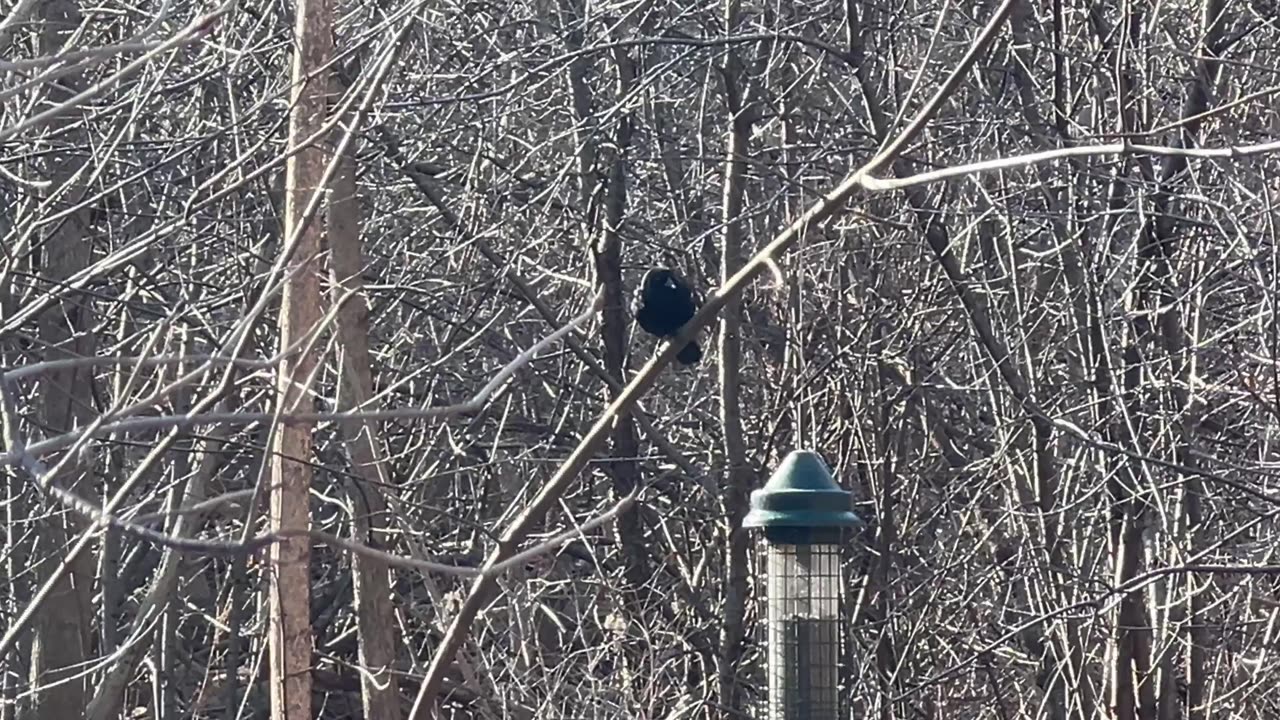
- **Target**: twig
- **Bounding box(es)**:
[0,0,174,74]
[294,486,640,578]
[0,288,602,466]
[0,0,41,52]
[860,137,1280,192]
[129,488,259,524]
[0,4,228,142]
[0,285,600,558]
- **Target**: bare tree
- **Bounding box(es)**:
[22,1,97,717]
[715,1,766,713]
[327,67,404,720]
[268,0,333,715]
[2,0,1280,718]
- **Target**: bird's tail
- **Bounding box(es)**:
[677,340,702,365]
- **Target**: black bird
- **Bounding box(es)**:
[633,267,702,364]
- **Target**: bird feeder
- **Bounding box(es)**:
[744,450,861,720]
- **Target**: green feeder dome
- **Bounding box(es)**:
[744,450,861,544]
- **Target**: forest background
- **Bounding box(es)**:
[3,0,1280,718]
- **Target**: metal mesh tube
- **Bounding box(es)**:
[763,542,842,719]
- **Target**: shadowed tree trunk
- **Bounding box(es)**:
[25,1,97,717]
[716,2,766,713]
[327,67,405,720]
[559,0,652,693]
[1140,2,1229,717]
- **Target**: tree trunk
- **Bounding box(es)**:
[25,1,97,717]
[269,0,333,715]
[715,5,765,713]
[327,71,406,720]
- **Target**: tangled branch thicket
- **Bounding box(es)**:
[3,0,1280,718]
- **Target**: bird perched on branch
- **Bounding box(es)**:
[633,267,702,365]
